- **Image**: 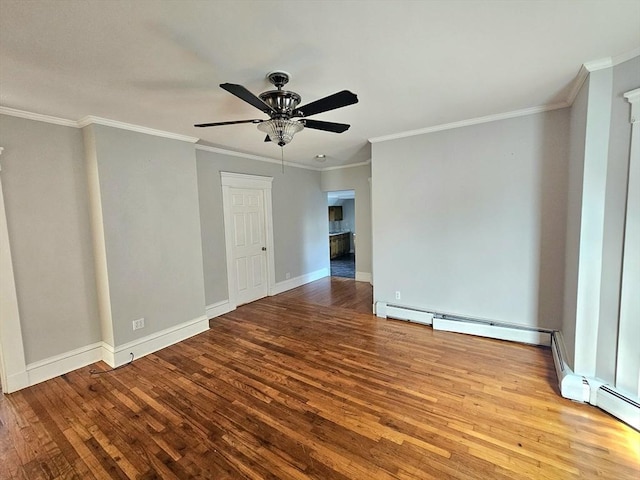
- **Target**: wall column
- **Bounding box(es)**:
[617,89,640,397]
[0,147,28,393]
[573,68,613,377]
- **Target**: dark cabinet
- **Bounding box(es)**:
[329,232,350,259]
[328,206,343,221]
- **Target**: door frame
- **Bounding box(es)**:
[220,172,275,309]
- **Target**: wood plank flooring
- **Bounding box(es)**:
[1,277,638,479]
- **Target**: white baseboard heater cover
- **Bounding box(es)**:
[596,386,640,431]
[551,331,640,431]
[375,302,551,346]
[376,303,639,430]
[433,317,551,346]
[551,331,590,402]
[375,302,433,325]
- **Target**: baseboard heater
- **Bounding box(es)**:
[551,331,639,430]
[376,302,639,430]
[551,331,590,402]
[375,302,434,325]
[597,386,640,430]
[375,302,552,346]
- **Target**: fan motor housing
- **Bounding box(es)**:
[259,90,301,116]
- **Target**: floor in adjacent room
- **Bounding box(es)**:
[330,253,355,278]
[0,277,638,479]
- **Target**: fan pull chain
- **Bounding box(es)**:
[281,146,285,173]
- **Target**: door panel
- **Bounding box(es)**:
[230,188,268,305]
[233,214,246,246]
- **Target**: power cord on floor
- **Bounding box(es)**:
[89,352,135,375]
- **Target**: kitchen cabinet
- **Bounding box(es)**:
[329,232,350,259]
[328,206,343,221]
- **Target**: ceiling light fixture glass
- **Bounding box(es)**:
[258,119,304,147]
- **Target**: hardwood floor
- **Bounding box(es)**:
[1,277,638,479]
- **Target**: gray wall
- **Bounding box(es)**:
[196,149,329,306]
[88,125,206,346]
[321,164,372,277]
[0,115,101,363]
[371,109,570,329]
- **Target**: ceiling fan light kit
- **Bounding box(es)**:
[195,71,358,148]
[257,118,304,147]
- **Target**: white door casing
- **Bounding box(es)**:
[220,172,275,309]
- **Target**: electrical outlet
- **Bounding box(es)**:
[395,291,401,300]
[132,318,145,331]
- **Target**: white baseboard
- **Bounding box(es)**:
[355,271,372,283]
[433,317,550,346]
[206,300,233,319]
[4,370,29,394]
[12,314,211,391]
[271,268,329,296]
[102,314,209,367]
[26,342,104,387]
[375,302,433,325]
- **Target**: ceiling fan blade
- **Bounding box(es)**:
[303,119,351,133]
[293,90,358,117]
[194,119,263,128]
[220,83,276,114]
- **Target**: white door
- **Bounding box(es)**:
[230,187,268,305]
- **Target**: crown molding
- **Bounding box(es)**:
[321,160,371,171]
[565,64,591,106]
[0,107,199,143]
[585,47,640,72]
[567,48,640,105]
[613,47,640,66]
[369,48,640,145]
[0,106,77,127]
[369,102,568,144]
[78,116,199,143]
[582,57,614,72]
[0,106,361,170]
[196,144,369,171]
[195,144,321,171]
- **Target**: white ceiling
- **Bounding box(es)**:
[1,0,639,168]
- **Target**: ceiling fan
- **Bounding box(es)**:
[194,71,358,147]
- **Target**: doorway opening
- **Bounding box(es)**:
[328,190,355,279]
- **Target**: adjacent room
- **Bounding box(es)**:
[328,190,356,279]
[0,1,638,478]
